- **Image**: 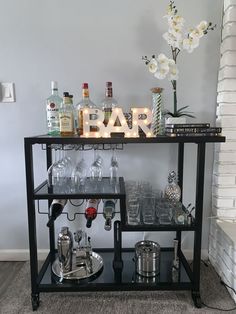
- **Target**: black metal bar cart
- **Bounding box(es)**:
[24,134,225,310]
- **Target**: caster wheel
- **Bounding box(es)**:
[192,292,202,308]
[31,294,40,311]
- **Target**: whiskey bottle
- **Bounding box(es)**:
[76,83,97,135]
[59,92,74,136]
[101,82,118,126]
[46,81,62,135]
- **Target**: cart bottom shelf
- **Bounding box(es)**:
[38,248,192,292]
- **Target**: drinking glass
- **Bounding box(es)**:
[141,196,156,224]
[47,147,66,187]
[156,199,173,225]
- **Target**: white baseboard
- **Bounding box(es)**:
[0,250,49,261]
[0,249,209,262]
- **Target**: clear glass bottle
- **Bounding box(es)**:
[59,92,74,136]
[46,81,62,135]
[101,82,118,126]
[76,83,97,135]
[103,199,116,231]
[164,171,181,204]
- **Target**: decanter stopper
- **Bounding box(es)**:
[164,171,181,203]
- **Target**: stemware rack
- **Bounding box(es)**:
[24,134,225,310]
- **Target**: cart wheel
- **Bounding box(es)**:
[192,292,202,308]
[31,294,40,311]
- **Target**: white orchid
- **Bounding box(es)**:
[197,21,208,32]
[183,36,200,53]
[142,1,215,117]
[148,58,158,73]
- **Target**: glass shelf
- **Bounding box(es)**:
[39,249,192,291]
[34,177,125,200]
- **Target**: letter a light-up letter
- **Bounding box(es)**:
[82,108,105,138]
[104,107,131,137]
[131,108,153,137]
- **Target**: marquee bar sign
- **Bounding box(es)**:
[81,107,153,138]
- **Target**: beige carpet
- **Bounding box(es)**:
[0,261,235,314]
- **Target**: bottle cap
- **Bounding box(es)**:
[51,81,58,90]
[69,94,73,99]
[82,83,88,89]
[63,92,70,97]
[106,82,112,87]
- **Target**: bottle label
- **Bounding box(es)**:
[59,113,73,132]
[47,103,59,127]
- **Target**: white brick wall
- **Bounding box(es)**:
[211,2,236,299]
[214,0,236,220]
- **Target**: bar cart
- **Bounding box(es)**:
[24,134,225,310]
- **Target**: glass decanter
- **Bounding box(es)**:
[164,171,181,203]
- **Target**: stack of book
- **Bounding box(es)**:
[165,123,222,137]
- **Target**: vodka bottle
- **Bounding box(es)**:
[76,83,97,135]
[101,82,118,126]
[59,92,74,136]
[46,81,62,135]
[103,199,116,231]
[47,199,67,227]
[85,199,100,228]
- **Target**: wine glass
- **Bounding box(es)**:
[90,150,103,181]
[110,149,119,184]
[71,154,88,187]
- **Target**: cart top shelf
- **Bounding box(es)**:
[24,134,226,145]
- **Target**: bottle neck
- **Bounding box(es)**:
[105,87,113,98]
[82,88,90,99]
[63,97,71,105]
[52,88,59,96]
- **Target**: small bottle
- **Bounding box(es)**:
[103,199,116,231]
[46,81,62,135]
[101,82,118,126]
[47,199,67,227]
[85,199,100,228]
[76,83,97,135]
[59,92,74,136]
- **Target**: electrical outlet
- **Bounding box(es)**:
[0,82,15,102]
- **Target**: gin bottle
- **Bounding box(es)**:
[59,92,74,136]
[46,81,62,135]
[76,83,97,135]
[101,82,118,126]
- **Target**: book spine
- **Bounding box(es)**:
[166,132,220,137]
[165,123,210,128]
[165,127,222,134]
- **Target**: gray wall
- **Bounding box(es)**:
[0,0,223,253]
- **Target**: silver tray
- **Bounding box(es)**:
[52,251,103,280]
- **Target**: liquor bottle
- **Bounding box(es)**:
[85,199,100,228]
[47,199,67,227]
[69,94,77,135]
[46,81,62,135]
[103,199,116,231]
[101,82,118,126]
[76,83,97,135]
[59,92,74,136]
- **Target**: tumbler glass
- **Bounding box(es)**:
[156,199,173,225]
[141,196,156,225]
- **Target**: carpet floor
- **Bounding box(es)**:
[0,261,235,314]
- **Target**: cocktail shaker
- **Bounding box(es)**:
[57,226,73,273]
